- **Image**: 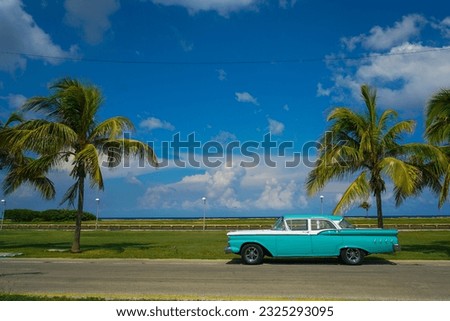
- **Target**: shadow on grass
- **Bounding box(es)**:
[0,241,155,254]
[401,241,450,258]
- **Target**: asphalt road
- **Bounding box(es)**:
[1,258,449,300]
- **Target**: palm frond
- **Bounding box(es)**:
[333,171,370,215]
[380,157,421,196]
[439,167,450,208]
[425,88,450,145]
[360,84,377,125]
[59,181,79,207]
[3,163,55,200]
[383,120,416,147]
[100,139,158,168]
[74,144,104,190]
[90,116,135,141]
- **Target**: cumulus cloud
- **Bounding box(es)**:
[433,16,450,38]
[342,14,426,51]
[255,178,297,210]
[0,0,78,72]
[267,118,285,135]
[138,155,311,213]
[331,43,450,110]
[64,0,120,44]
[316,83,331,97]
[0,93,27,110]
[140,117,175,131]
[150,0,260,17]
[235,91,259,105]
[322,14,450,111]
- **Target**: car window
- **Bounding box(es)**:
[311,219,336,230]
[286,219,308,231]
[338,219,355,229]
[272,217,286,230]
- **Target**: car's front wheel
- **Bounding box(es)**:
[340,248,364,265]
[241,243,264,265]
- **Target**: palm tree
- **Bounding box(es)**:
[359,201,371,217]
[306,84,437,228]
[425,88,450,207]
[0,78,157,252]
[0,112,23,170]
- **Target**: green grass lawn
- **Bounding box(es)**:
[0,229,449,260]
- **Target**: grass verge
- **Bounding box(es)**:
[0,229,449,260]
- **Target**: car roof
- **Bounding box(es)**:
[281,214,343,221]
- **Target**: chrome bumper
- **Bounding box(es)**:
[394,244,401,252]
[224,246,233,254]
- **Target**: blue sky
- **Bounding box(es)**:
[1,0,450,218]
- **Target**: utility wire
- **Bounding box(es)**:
[1,46,450,66]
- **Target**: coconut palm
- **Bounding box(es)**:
[306,84,439,228]
[0,78,157,252]
[359,201,371,217]
[0,112,23,170]
[1,111,55,201]
[425,88,450,207]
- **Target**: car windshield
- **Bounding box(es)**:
[339,219,355,229]
[272,217,285,230]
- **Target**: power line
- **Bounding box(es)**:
[1,46,450,66]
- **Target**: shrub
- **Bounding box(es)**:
[4,209,96,222]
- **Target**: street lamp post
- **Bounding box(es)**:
[1,199,5,231]
[95,198,100,230]
[320,195,324,215]
[202,197,207,231]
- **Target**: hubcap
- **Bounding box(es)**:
[245,247,259,263]
[345,249,360,263]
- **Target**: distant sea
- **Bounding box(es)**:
[101,213,448,220]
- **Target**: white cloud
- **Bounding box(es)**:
[151,0,260,17]
[255,178,297,210]
[140,117,175,131]
[342,14,427,51]
[211,130,237,143]
[64,0,120,45]
[0,0,78,72]
[216,69,227,81]
[268,118,285,135]
[324,15,450,112]
[279,0,297,9]
[235,91,259,105]
[316,83,331,97]
[179,39,194,52]
[433,16,450,38]
[0,93,27,110]
[138,154,311,213]
[338,43,450,110]
[125,172,143,186]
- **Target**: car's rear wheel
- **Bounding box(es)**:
[340,248,364,265]
[241,243,264,265]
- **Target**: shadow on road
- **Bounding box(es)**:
[226,257,397,265]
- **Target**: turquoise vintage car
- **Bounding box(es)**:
[225,214,400,265]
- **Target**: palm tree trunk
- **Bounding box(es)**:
[375,190,383,228]
[71,176,84,253]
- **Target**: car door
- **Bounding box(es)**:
[310,219,342,256]
[275,219,312,256]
